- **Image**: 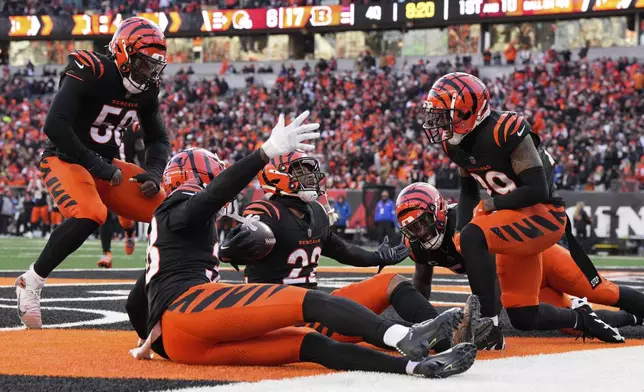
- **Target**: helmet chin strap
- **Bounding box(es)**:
[420,231,445,250]
[448,133,465,145]
[122,76,146,94]
[297,190,319,203]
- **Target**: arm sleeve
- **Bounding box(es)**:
[43,63,102,169]
[138,96,170,180]
[412,263,434,299]
[126,272,149,340]
[168,150,267,231]
[492,166,549,210]
[322,231,383,267]
[456,174,480,231]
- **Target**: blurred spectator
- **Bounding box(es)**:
[332,194,351,240]
[504,42,517,65]
[374,190,396,243]
[573,202,593,253]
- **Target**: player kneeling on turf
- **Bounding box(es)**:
[126,112,477,379]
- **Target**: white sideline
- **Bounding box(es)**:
[155,345,644,392]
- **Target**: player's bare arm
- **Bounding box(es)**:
[412,263,434,299]
[322,231,410,268]
[485,135,549,212]
[456,166,480,230]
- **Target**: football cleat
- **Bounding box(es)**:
[97,252,113,268]
[15,272,44,329]
[124,234,135,256]
[396,307,464,361]
[454,294,494,346]
[476,325,506,350]
[413,342,477,379]
[573,297,625,343]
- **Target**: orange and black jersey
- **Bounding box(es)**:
[42,50,168,178]
[128,150,269,357]
[406,207,466,274]
[242,197,385,287]
[443,109,560,203]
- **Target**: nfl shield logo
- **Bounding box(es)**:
[469,156,476,164]
[307,228,312,238]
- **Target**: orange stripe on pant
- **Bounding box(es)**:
[161,282,313,365]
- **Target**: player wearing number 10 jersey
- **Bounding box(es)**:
[15,17,170,329]
[421,72,624,343]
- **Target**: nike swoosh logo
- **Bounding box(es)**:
[517,125,526,136]
[220,245,229,250]
[75,60,84,69]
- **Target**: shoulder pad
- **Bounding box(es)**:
[243,200,281,221]
[64,50,105,83]
[493,112,530,151]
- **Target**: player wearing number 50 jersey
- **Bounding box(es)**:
[422,73,623,343]
[15,17,170,329]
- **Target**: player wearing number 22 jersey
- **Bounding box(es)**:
[421,72,625,343]
[219,152,493,348]
[15,17,170,329]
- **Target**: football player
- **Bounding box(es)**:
[421,73,633,343]
[98,122,145,268]
[396,182,644,348]
[219,152,492,348]
[126,112,477,379]
[27,178,50,238]
[16,17,170,328]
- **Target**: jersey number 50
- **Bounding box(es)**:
[91,104,137,146]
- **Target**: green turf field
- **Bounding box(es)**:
[1,237,643,271]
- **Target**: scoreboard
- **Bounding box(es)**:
[1,0,642,39]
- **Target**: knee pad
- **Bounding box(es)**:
[506,306,539,331]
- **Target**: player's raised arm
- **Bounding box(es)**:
[487,128,549,212]
[167,111,320,230]
[456,167,479,231]
[43,55,118,183]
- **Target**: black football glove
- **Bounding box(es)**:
[375,235,410,273]
[219,225,267,270]
[87,159,121,185]
[129,172,161,197]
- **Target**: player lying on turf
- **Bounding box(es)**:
[396,182,644,348]
[16,17,170,329]
[422,72,628,344]
[217,152,492,350]
[125,112,477,379]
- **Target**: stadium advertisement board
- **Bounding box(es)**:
[246,189,644,240]
[1,0,641,39]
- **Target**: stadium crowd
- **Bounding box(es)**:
[1,55,643,211]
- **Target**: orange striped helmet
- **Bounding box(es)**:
[109,16,167,94]
[258,152,325,202]
[396,182,448,250]
[162,148,226,195]
[424,72,490,145]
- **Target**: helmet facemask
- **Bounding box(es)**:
[288,157,326,203]
[400,211,445,250]
[121,48,167,94]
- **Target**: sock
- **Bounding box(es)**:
[125,226,135,237]
[389,280,439,323]
[33,218,100,278]
[616,286,644,318]
[26,263,47,287]
[405,361,420,375]
[302,290,397,348]
[100,218,113,254]
[594,310,641,328]
[300,333,408,374]
[383,324,410,347]
[507,304,577,330]
[491,315,499,326]
[459,225,500,318]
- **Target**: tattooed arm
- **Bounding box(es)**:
[486,135,549,211]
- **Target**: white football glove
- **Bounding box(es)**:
[261,110,320,159]
[327,208,339,226]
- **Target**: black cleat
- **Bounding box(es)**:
[454,295,494,347]
[476,325,505,350]
[396,307,464,361]
[573,297,625,343]
[413,342,477,379]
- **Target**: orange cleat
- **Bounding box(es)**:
[97,252,113,268]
